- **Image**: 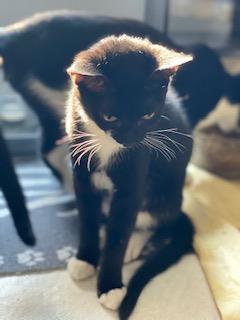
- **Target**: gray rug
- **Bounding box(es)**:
[0,159,79,275]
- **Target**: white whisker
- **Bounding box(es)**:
[145,137,175,161]
[70,139,98,156]
[73,143,100,168]
[87,145,101,171]
[144,137,172,161]
[149,128,192,139]
[147,133,185,152]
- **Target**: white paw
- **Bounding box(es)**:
[99,287,127,310]
[124,231,151,264]
[67,257,95,280]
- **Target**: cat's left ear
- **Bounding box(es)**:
[157,47,193,75]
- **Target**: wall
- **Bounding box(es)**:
[0,0,146,26]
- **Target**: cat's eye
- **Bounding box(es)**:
[142,112,155,120]
[103,114,118,122]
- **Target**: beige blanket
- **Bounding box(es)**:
[184,164,240,320]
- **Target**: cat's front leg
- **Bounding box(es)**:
[68,169,101,281]
[97,191,140,310]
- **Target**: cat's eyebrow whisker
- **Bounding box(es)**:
[73,143,100,168]
[87,145,102,172]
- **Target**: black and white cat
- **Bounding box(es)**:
[65,35,194,319]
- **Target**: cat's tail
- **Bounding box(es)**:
[119,214,194,320]
[0,130,36,246]
[225,73,240,105]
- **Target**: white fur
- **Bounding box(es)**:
[45,145,73,192]
[124,231,152,263]
[26,77,67,118]
[99,287,127,310]
[91,170,114,216]
[67,257,95,280]
[166,85,182,109]
[136,211,157,230]
[86,120,123,168]
[200,97,239,133]
[91,171,113,191]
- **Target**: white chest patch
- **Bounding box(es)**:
[91,171,114,216]
[84,119,122,168]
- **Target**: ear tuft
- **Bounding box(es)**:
[157,47,193,73]
[67,69,82,85]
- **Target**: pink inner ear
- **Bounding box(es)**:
[67,69,83,85]
[169,65,179,75]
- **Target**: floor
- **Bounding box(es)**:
[0,255,220,320]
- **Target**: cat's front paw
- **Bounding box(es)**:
[99,287,127,310]
[67,257,95,280]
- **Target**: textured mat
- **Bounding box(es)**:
[0,159,78,275]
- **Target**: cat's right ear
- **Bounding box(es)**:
[67,69,82,85]
[67,66,107,93]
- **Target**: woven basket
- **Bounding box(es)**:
[192,126,240,180]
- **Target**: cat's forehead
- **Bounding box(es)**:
[99,51,157,88]
[72,35,193,76]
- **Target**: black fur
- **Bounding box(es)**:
[0,128,35,245]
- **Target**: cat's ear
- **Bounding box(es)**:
[158,48,193,74]
[67,64,106,93]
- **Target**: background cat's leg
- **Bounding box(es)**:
[0,129,35,245]
[68,170,101,280]
[9,82,73,190]
[97,193,140,310]
[44,144,73,192]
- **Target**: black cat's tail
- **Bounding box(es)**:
[0,130,36,246]
[225,73,240,105]
[119,214,194,320]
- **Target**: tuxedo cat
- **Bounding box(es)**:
[65,35,194,319]
[0,128,35,245]
[0,10,238,193]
